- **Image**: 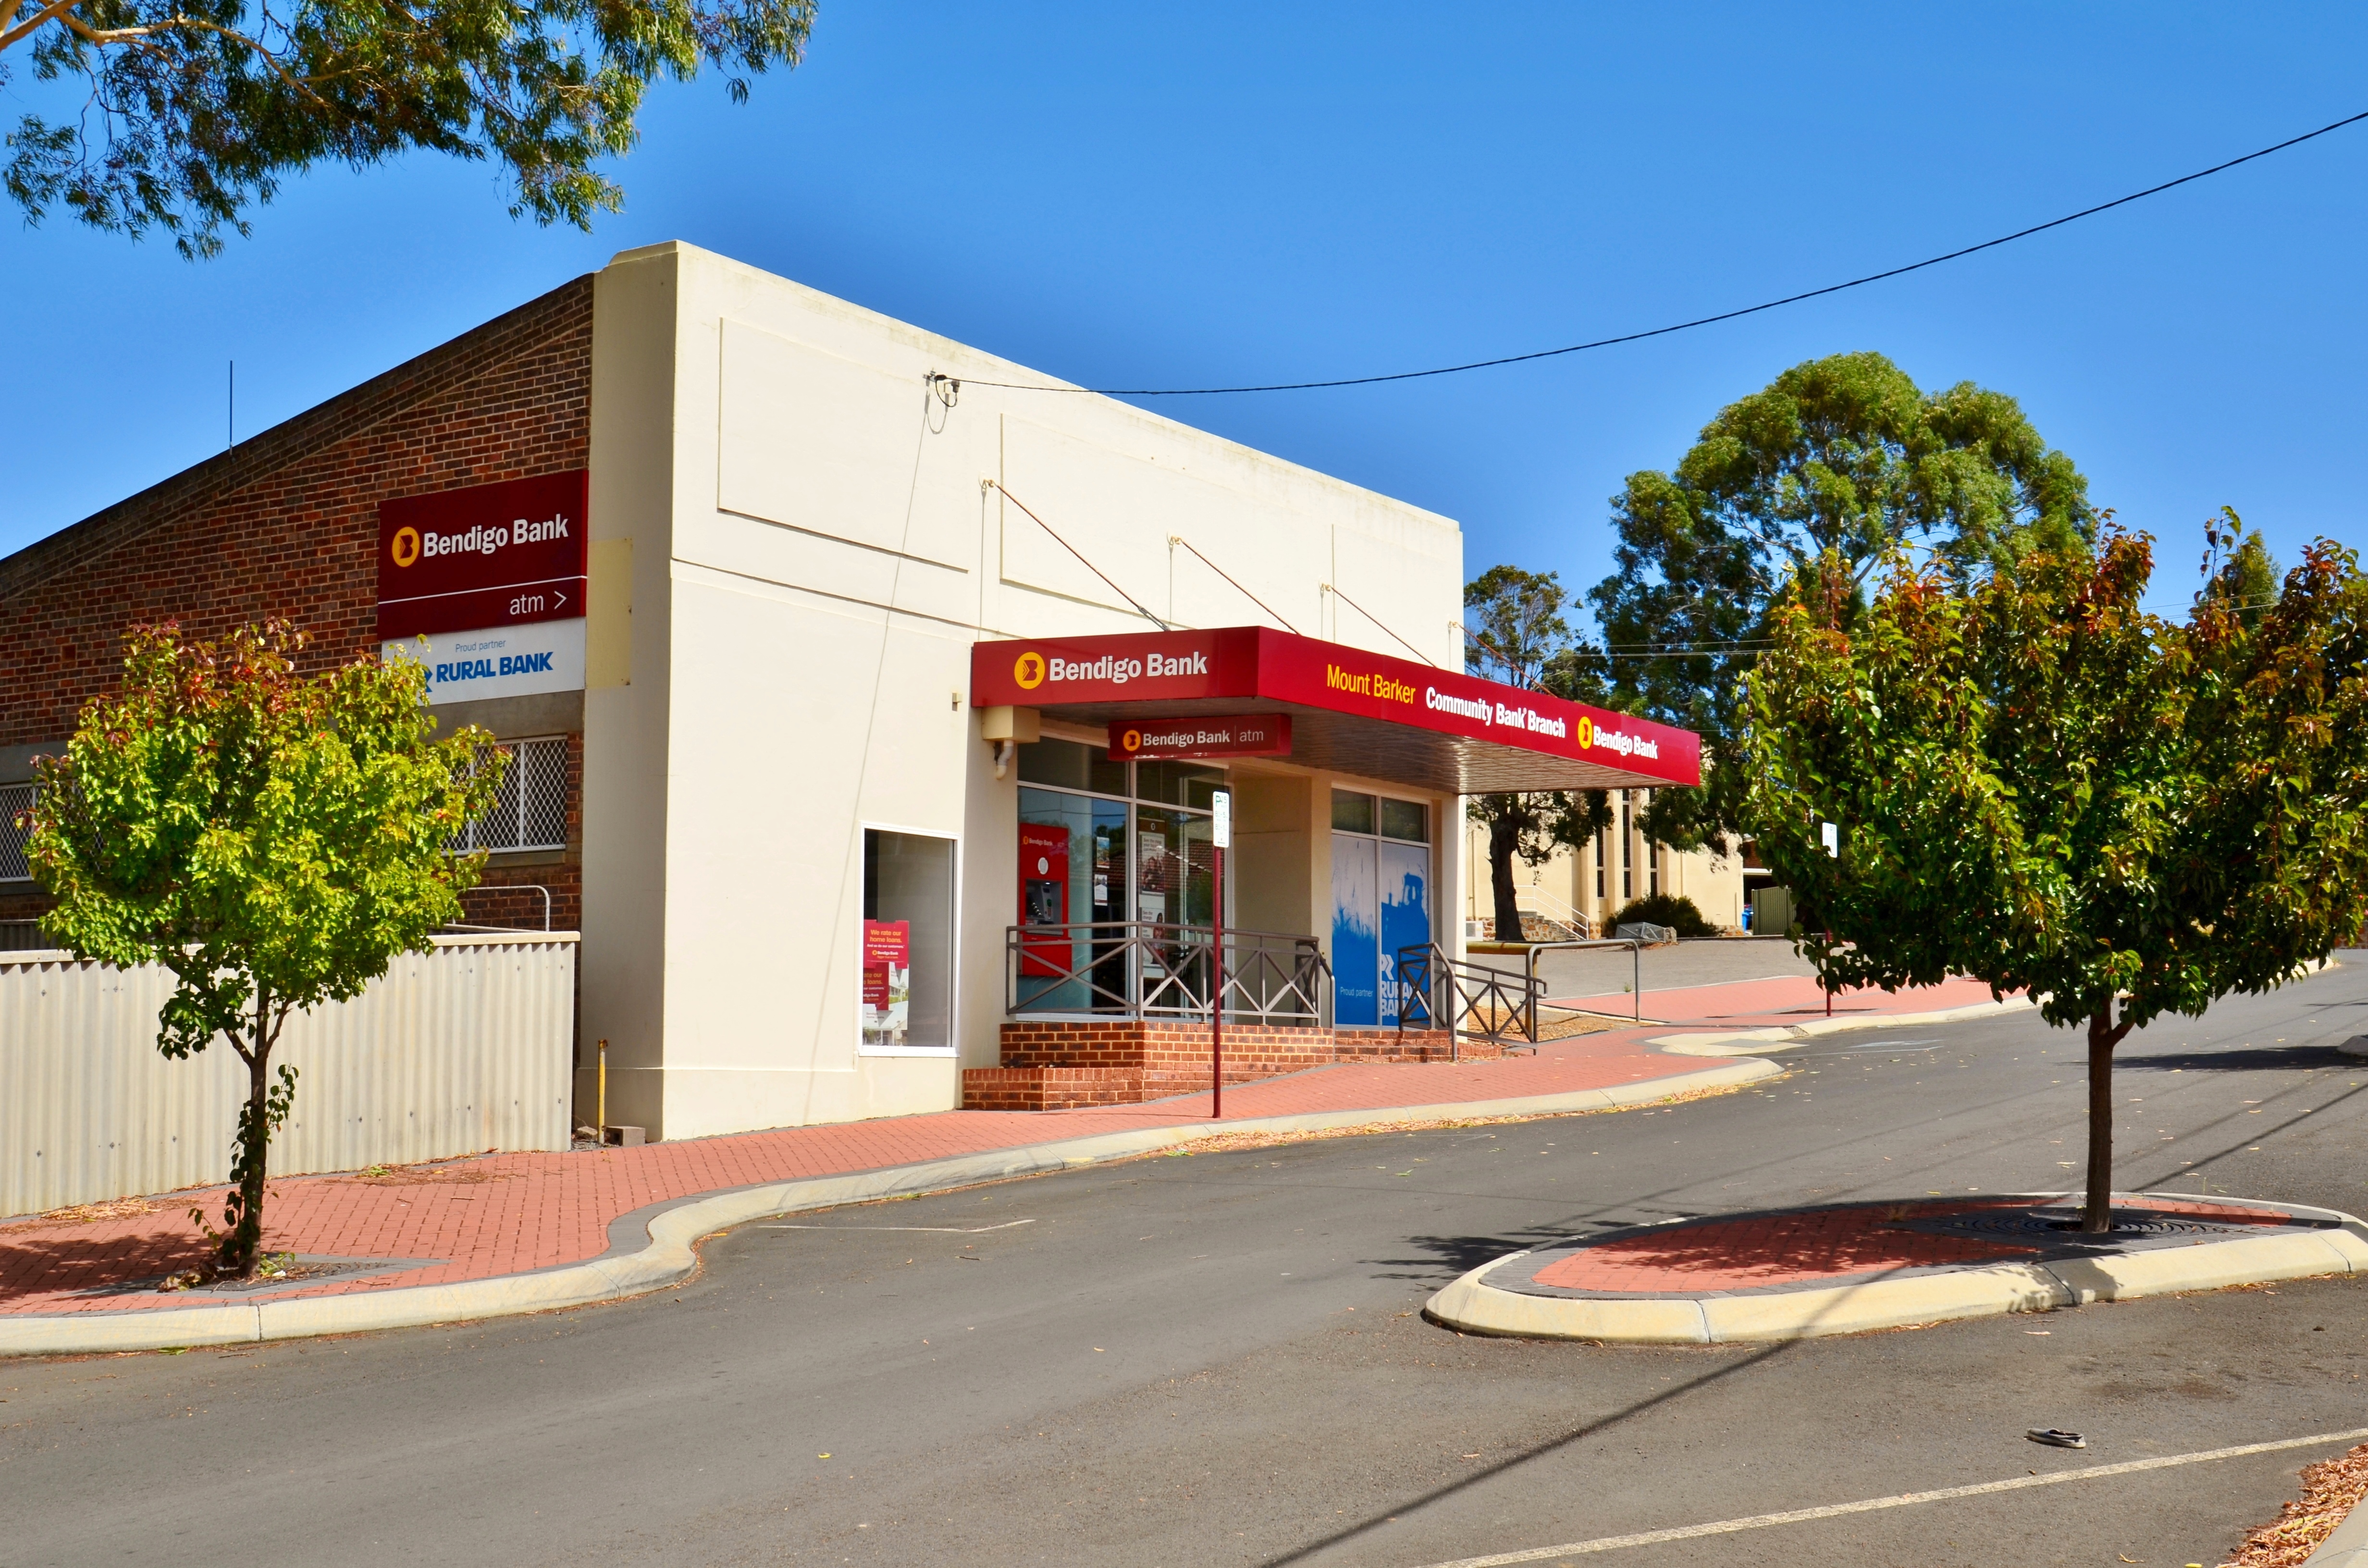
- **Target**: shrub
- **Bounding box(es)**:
[1610,894,1714,938]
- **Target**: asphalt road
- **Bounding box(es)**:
[6,960,2368,1568]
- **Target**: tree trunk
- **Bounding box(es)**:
[1489,809,1524,943]
[2081,1002,2129,1235]
[222,1045,274,1276]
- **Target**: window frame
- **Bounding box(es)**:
[857,819,962,1057]
[0,781,32,882]
[452,735,571,856]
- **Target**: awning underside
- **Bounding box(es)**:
[1037,698,1680,795]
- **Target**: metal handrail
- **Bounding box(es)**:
[1007,920,1331,1025]
[1394,943,1549,1059]
[1514,883,1592,939]
[1518,938,1644,1021]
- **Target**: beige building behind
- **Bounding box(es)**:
[1459,788,1747,938]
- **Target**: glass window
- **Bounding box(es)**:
[1134,805,1214,928]
[1331,789,1375,835]
[1379,797,1428,844]
[862,829,955,1052]
[0,782,32,882]
[1016,787,1130,1011]
[1016,737,1128,797]
[452,737,569,854]
[1135,760,1225,810]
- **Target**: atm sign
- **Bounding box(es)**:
[1109,715,1292,761]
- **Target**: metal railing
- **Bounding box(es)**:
[1515,883,1592,940]
[1519,938,1646,1021]
[1394,943,1550,1058]
[1007,921,1331,1025]
[447,882,555,933]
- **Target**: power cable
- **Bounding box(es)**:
[960,108,2368,397]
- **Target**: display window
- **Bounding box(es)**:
[1329,787,1433,1028]
[860,826,956,1054]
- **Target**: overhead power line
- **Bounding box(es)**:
[964,108,2368,398]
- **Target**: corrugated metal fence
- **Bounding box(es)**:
[0,933,577,1217]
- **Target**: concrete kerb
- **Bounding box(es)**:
[1650,995,2038,1055]
[1424,1193,2368,1344]
[0,1059,1783,1358]
[2305,1490,2368,1567]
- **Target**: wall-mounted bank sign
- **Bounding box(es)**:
[382,618,587,705]
[974,626,1702,789]
[375,470,588,640]
[1108,715,1291,761]
[376,470,590,705]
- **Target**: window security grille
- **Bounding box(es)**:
[0,783,30,881]
[453,737,568,854]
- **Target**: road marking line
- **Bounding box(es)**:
[1405,1427,2368,1566]
[757,1220,1037,1234]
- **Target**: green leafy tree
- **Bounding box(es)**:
[1,0,814,257]
[1591,350,2096,853]
[26,622,501,1275]
[1744,529,2368,1232]
[1463,565,1614,941]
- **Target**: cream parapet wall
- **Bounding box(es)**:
[575,242,1471,1140]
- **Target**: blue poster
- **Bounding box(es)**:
[1330,834,1378,1027]
[1379,841,1430,1028]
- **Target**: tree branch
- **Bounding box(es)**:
[0,0,83,55]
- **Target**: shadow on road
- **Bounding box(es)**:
[2123,1044,2363,1073]
[1254,1337,1794,1568]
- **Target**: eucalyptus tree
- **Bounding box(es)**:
[1592,350,2095,851]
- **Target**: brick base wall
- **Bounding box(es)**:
[965,1021,1493,1110]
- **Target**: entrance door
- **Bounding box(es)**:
[1331,833,1379,1026]
[1378,840,1430,1027]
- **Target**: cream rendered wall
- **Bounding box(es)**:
[578,247,679,1134]
[609,241,1464,1140]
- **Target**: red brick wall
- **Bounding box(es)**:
[0,276,594,928]
[967,1020,1482,1109]
[0,275,593,743]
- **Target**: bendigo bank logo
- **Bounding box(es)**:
[1118,727,1142,754]
[390,527,422,569]
[1013,650,1046,690]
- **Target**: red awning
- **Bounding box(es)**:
[970,626,1700,795]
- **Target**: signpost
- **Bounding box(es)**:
[1210,788,1230,1119]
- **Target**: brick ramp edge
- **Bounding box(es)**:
[1424,1193,2368,1344]
[0,1060,1782,1357]
[1651,995,2036,1055]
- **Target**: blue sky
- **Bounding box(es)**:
[4,4,2362,624]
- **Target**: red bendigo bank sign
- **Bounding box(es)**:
[973,627,1701,788]
[376,470,589,640]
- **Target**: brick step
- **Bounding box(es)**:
[966,1022,1497,1109]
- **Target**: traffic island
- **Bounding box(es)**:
[1425,1193,2368,1343]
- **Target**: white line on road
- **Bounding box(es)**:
[757,1220,1038,1234]
[1405,1426,2368,1566]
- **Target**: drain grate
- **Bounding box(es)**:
[1921,1210,2252,1240]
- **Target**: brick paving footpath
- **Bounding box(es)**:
[0,979,2010,1320]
